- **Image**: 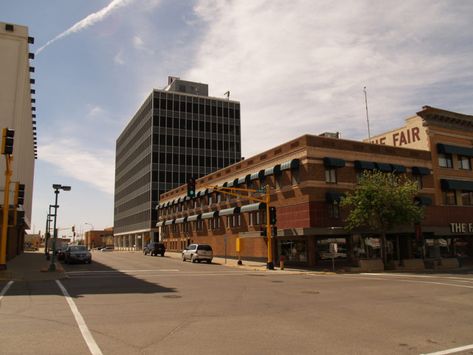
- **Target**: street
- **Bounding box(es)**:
[1,251,473,355]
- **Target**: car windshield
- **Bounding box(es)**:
[197,245,212,251]
[70,246,87,252]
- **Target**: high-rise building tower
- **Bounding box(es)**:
[114,77,241,248]
[0,22,36,264]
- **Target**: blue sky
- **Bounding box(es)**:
[1,0,473,236]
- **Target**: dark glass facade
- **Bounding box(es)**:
[114,80,241,236]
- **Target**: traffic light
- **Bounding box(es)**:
[1,128,14,155]
[16,183,25,205]
[187,176,196,198]
[269,206,277,225]
[260,228,267,237]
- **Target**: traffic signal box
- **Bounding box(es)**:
[187,176,196,198]
[261,207,277,236]
[15,183,25,206]
[1,128,14,155]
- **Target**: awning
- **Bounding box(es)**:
[175,217,187,224]
[226,180,234,188]
[219,207,241,216]
[354,160,376,170]
[178,196,185,203]
[171,199,178,205]
[164,219,175,225]
[414,196,433,206]
[323,157,345,168]
[264,164,281,177]
[250,170,265,181]
[187,214,201,222]
[441,179,473,191]
[375,162,392,172]
[390,164,406,173]
[197,189,208,197]
[240,203,266,213]
[233,178,240,187]
[237,176,247,185]
[201,211,219,219]
[325,192,345,202]
[280,159,300,171]
[412,166,431,175]
[156,221,165,227]
[437,143,473,157]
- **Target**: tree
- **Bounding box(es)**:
[340,170,424,265]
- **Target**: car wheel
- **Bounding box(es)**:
[191,255,196,263]
[160,253,165,257]
[207,259,212,264]
[182,254,186,261]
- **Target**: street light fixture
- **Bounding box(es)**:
[48,184,71,272]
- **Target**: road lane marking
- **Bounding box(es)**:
[0,280,13,301]
[343,274,473,289]
[421,343,473,354]
[362,273,473,282]
[66,269,179,274]
[56,280,103,355]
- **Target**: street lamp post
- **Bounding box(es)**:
[48,184,71,272]
[44,204,55,260]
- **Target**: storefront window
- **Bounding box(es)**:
[461,191,473,205]
[425,238,451,258]
[443,190,457,205]
[279,240,307,263]
[316,238,347,260]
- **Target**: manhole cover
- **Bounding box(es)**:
[271,280,284,283]
[163,294,182,299]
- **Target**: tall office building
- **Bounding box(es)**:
[0,22,37,263]
[114,77,241,248]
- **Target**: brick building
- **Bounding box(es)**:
[154,106,473,271]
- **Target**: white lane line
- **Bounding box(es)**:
[56,280,103,355]
[343,274,473,289]
[362,273,473,282]
[421,343,473,355]
[66,269,179,274]
[0,280,14,301]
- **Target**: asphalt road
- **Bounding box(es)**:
[1,251,473,355]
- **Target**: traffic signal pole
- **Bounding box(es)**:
[0,154,13,270]
[265,184,274,269]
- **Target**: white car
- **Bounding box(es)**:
[182,244,213,263]
[100,246,114,252]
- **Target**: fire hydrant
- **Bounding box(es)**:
[279,255,285,270]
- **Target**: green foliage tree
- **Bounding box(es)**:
[340,170,424,265]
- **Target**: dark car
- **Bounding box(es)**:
[56,245,68,261]
[64,245,92,264]
[143,242,165,256]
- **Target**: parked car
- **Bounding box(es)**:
[64,245,92,264]
[143,242,165,256]
[182,244,213,263]
[100,246,114,252]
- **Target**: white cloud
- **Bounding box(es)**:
[86,105,105,118]
[40,139,115,194]
[187,0,473,157]
[114,49,125,65]
[36,0,137,54]
[133,35,144,49]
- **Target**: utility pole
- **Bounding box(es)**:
[363,87,372,142]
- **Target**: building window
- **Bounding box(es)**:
[443,190,457,205]
[196,219,203,231]
[210,217,221,230]
[461,191,473,205]
[325,168,337,184]
[275,174,281,189]
[328,202,340,218]
[291,170,300,185]
[458,156,471,170]
[226,215,241,228]
[438,153,453,168]
[415,175,423,189]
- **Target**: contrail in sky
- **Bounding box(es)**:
[36,0,135,55]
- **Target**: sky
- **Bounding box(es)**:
[1,0,473,236]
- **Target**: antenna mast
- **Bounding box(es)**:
[363,86,371,142]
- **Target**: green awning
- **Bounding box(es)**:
[390,164,406,173]
[437,143,473,157]
[201,211,219,219]
[280,159,300,171]
[441,179,473,191]
[264,164,282,177]
[240,203,266,213]
[325,192,345,202]
[175,217,187,224]
[375,162,392,172]
[412,166,431,175]
[354,160,376,170]
[187,214,201,222]
[250,170,265,181]
[323,157,345,168]
[164,219,175,225]
[414,196,432,206]
[219,207,241,216]
[156,221,165,227]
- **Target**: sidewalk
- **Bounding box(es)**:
[0,250,65,282]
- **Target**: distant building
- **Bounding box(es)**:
[84,227,113,249]
[0,22,37,263]
[153,106,473,271]
[113,77,241,250]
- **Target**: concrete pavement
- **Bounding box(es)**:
[0,250,65,281]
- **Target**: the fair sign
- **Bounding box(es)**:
[450,223,473,233]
